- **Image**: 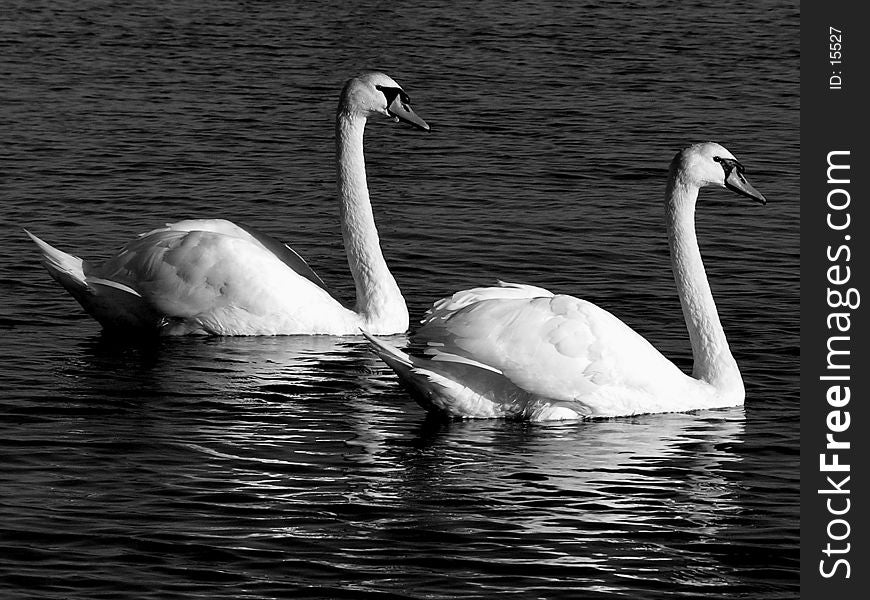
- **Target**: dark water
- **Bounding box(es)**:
[1,1,800,598]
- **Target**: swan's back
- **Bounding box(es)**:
[413,284,697,416]
[86,223,353,334]
[135,219,332,294]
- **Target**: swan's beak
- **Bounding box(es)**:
[387,96,430,131]
[725,169,767,205]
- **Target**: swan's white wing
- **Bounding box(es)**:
[415,285,687,410]
[158,219,333,296]
[423,281,554,323]
[88,225,350,334]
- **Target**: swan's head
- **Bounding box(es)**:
[675,142,767,205]
[339,72,430,131]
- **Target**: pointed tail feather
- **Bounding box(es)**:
[361,330,414,373]
[24,229,90,294]
[362,330,476,417]
[361,330,444,398]
[25,229,161,331]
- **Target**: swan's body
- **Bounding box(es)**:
[367,142,767,421]
[27,72,429,336]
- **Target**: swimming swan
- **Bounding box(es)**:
[26,72,429,336]
[366,142,767,420]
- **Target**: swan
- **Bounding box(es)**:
[25,72,429,336]
[365,142,767,421]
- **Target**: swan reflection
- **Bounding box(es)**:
[62,332,746,545]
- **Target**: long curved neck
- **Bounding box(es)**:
[665,171,742,393]
[335,110,407,329]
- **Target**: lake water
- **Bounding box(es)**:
[1,1,800,598]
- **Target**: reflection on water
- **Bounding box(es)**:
[0,327,794,600]
[3,322,756,597]
[383,411,746,532]
[0,315,793,599]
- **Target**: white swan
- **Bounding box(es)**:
[366,142,767,421]
[26,72,429,336]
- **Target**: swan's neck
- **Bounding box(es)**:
[335,112,407,331]
[665,175,742,394]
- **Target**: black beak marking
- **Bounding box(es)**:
[714,155,766,205]
[375,84,428,130]
[375,84,409,108]
[713,155,743,178]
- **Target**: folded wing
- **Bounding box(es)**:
[414,282,686,407]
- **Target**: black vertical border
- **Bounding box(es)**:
[801,1,867,597]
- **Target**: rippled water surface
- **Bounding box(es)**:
[1,1,799,598]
